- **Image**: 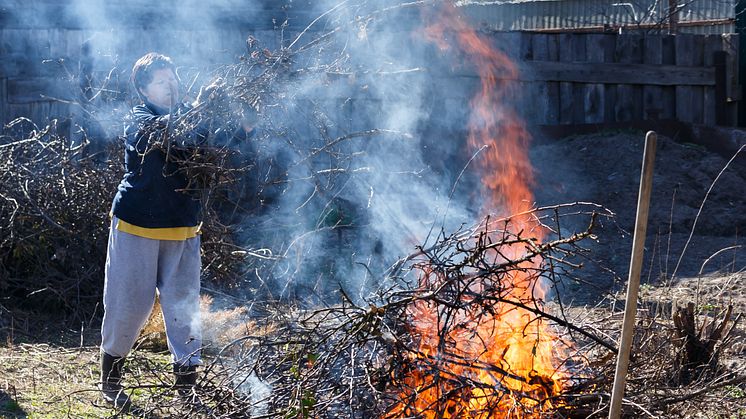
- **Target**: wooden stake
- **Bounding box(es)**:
[608,131,657,419]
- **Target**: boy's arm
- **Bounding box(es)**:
[124,105,196,153]
[123,109,157,155]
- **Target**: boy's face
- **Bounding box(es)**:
[140,68,179,110]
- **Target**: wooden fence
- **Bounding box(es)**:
[0,28,740,129]
[0,0,302,128]
[465,32,740,127]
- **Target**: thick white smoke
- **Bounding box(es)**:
[9,0,505,305]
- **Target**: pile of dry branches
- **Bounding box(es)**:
[0,113,265,319]
[0,118,120,316]
[119,204,738,418]
[168,205,622,418]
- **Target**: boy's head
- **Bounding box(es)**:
[131,53,180,108]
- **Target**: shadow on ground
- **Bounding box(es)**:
[0,388,27,419]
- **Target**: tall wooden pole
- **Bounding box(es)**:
[736,0,746,126]
[608,131,657,419]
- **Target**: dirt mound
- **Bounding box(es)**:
[531,129,746,300]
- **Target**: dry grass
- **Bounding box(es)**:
[0,293,284,419]
[1,276,745,418]
[559,271,746,418]
[137,294,278,354]
[0,343,125,418]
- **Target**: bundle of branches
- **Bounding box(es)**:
[0,118,120,317]
[133,34,285,195]
[175,204,625,418]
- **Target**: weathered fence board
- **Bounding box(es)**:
[676,34,697,123]
[584,34,607,123]
[0,78,6,125]
[686,34,704,124]
[642,35,664,120]
[532,34,554,124]
[722,33,739,124]
[723,34,739,100]
[545,34,560,125]
[559,81,573,125]
[615,34,643,122]
[519,32,559,124]
[0,28,740,128]
[519,62,716,86]
[714,51,729,126]
[704,34,723,125]
[555,33,584,124]
[661,35,678,120]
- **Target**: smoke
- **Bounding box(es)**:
[240,372,273,415]
[63,0,268,64]
[4,0,270,144]
[6,0,522,305]
[253,0,485,305]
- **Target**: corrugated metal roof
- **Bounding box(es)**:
[458,0,736,33]
[457,1,562,4]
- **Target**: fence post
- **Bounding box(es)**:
[737,1,746,126]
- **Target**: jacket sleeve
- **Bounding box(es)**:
[123,104,207,154]
[123,106,171,155]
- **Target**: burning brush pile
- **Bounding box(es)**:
[1,1,743,418]
[180,204,614,418]
[122,200,741,418]
[187,204,738,418]
[186,206,741,418]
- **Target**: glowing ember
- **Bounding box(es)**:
[388,4,570,418]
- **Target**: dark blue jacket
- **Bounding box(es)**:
[111,102,202,228]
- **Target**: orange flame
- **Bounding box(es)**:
[388,4,569,418]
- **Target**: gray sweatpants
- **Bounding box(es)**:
[101,218,202,367]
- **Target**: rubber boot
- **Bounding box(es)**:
[174,364,211,413]
[100,351,131,409]
[173,364,198,397]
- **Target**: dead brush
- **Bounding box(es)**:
[136,295,274,355]
[160,204,743,419]
[179,204,625,418]
[0,118,120,319]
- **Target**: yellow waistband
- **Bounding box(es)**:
[116,219,201,241]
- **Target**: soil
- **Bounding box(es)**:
[532,129,746,418]
[531,129,746,302]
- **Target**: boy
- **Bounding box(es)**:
[100,52,223,408]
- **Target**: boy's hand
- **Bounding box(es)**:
[193,78,225,107]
